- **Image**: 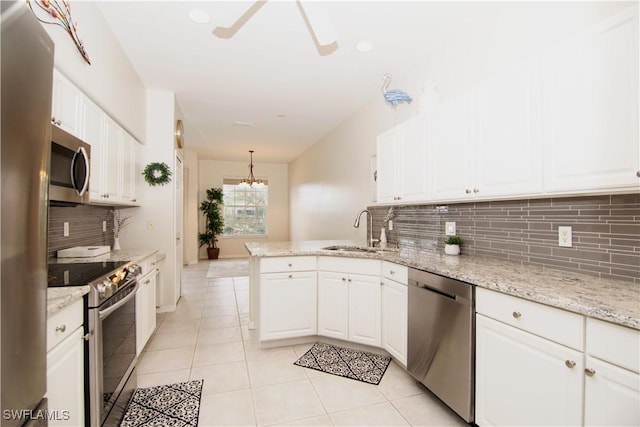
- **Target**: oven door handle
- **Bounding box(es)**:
[99,282,139,320]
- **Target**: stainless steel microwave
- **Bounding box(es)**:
[50,125,90,204]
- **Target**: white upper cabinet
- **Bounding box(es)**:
[377,115,429,203]
[103,115,123,203]
[51,70,82,137]
[82,98,105,203]
[542,7,639,193]
[432,58,543,201]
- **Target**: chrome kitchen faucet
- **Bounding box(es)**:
[353,209,378,248]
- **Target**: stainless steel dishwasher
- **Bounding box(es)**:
[407,267,475,423]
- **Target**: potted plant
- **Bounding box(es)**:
[199,187,224,259]
[444,236,463,255]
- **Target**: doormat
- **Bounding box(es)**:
[294,342,391,385]
[120,379,203,427]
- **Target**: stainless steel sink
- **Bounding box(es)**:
[321,245,398,254]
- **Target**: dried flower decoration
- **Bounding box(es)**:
[111,210,132,239]
[383,206,395,228]
[26,0,91,64]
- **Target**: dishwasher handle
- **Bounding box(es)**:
[409,278,473,306]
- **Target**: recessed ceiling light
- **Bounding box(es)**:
[188,9,210,24]
[355,41,374,53]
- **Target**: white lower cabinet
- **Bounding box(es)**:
[476,314,584,426]
[317,271,349,340]
[46,299,84,426]
[347,273,381,347]
[136,262,158,355]
[260,271,317,341]
[381,277,407,366]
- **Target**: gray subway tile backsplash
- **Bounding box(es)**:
[369,194,640,283]
[48,204,114,259]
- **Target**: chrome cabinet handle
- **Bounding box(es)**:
[512,311,522,319]
[585,368,596,377]
[55,324,66,333]
[565,360,576,369]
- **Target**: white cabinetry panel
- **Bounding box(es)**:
[381,277,407,366]
[317,271,349,340]
[51,70,82,137]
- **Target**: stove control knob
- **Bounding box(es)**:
[103,280,114,298]
[97,283,107,298]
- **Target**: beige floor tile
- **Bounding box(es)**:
[239,314,250,326]
[391,393,468,427]
[240,325,258,342]
[193,341,245,367]
[198,389,256,426]
[163,305,204,321]
[197,326,242,345]
[244,341,296,361]
[136,368,190,388]
[137,347,195,374]
[377,362,425,401]
[310,374,387,413]
[277,414,334,426]
[202,305,238,318]
[146,329,198,351]
[207,277,235,286]
[155,318,201,335]
[205,296,237,307]
[190,361,250,395]
[292,343,315,356]
[252,380,326,426]
[200,314,240,330]
[247,357,307,388]
[329,402,409,426]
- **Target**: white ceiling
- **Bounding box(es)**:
[96,1,632,163]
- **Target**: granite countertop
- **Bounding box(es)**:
[245,240,640,330]
[47,248,161,315]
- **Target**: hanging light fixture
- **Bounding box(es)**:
[239,150,264,189]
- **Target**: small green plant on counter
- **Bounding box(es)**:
[445,236,464,245]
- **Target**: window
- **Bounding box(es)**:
[222,179,268,237]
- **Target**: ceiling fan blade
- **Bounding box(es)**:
[212,0,268,39]
[296,0,338,56]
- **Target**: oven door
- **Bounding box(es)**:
[89,281,138,426]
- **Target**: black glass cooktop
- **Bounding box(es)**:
[47,261,128,287]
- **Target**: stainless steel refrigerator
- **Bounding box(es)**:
[1,1,54,426]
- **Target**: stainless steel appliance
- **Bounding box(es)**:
[49,125,90,205]
[48,261,141,426]
[1,2,53,425]
[407,268,475,423]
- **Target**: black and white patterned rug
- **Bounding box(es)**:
[294,342,391,385]
[120,379,203,427]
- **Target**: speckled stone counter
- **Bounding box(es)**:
[47,249,160,314]
[245,240,640,330]
[47,286,90,317]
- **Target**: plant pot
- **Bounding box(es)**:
[207,247,220,260]
[444,244,460,255]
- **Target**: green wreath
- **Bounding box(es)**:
[143,162,172,186]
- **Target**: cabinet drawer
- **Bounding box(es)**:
[476,287,584,351]
[137,255,160,276]
[586,318,640,373]
[260,256,317,273]
[318,256,381,275]
[382,261,408,284]
[47,298,83,352]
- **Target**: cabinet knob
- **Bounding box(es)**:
[51,116,56,123]
[636,170,640,178]
[390,270,395,275]
[288,274,293,279]
[465,189,471,194]
[585,368,596,377]
[565,360,576,369]
[341,277,346,282]
[55,324,66,333]
[512,311,522,319]
[473,188,479,193]
[348,278,352,282]
[288,263,292,267]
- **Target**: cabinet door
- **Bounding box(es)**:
[431,94,474,200]
[542,8,639,192]
[135,272,157,355]
[476,315,583,427]
[584,356,640,427]
[381,279,407,366]
[475,58,543,198]
[397,115,429,202]
[120,132,135,203]
[47,327,84,426]
[348,274,381,347]
[52,70,82,137]
[83,98,105,202]
[103,116,122,202]
[260,272,317,341]
[376,128,398,203]
[317,271,349,340]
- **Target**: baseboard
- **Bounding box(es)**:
[156,304,177,313]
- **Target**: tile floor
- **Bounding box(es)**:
[136,259,468,427]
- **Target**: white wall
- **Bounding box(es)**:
[199,160,289,258]
[289,1,635,242]
[38,1,145,140]
[183,149,200,265]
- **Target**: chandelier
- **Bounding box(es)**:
[239,150,264,189]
